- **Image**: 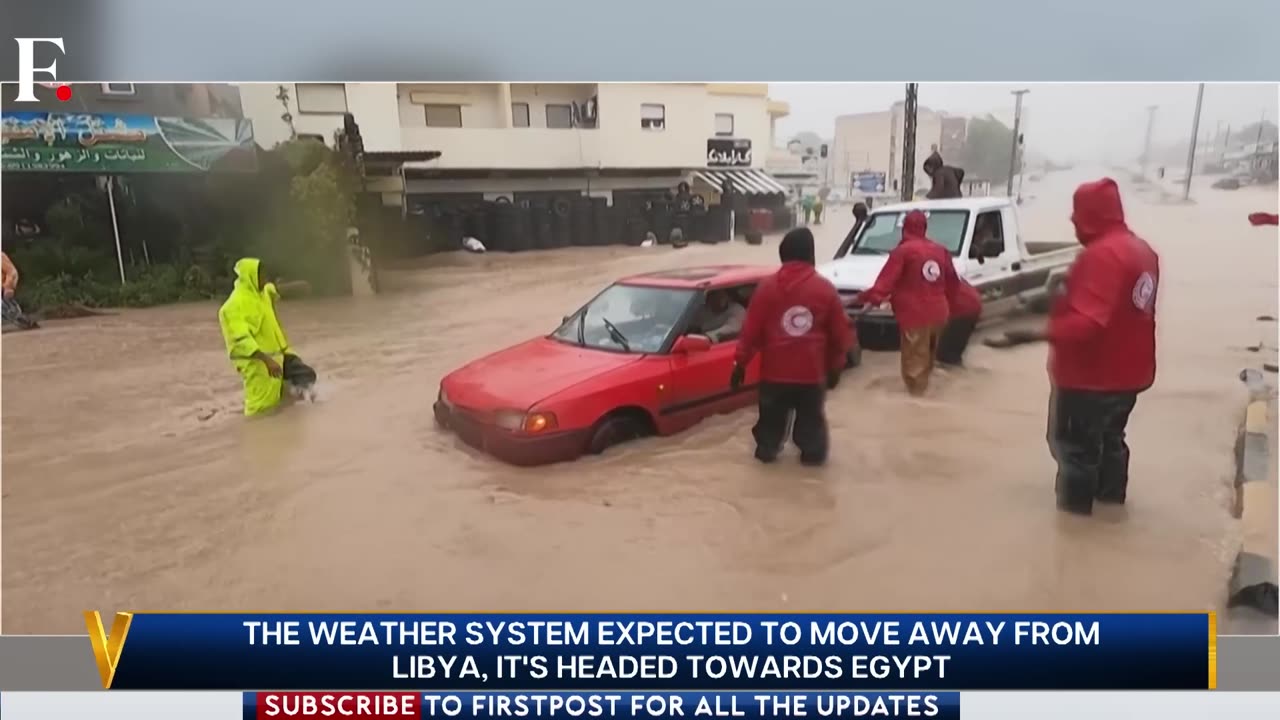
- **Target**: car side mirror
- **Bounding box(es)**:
[673,334,712,354]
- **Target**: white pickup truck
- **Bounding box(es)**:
[819,197,1079,345]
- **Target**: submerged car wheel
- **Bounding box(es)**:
[587,410,653,455]
[844,346,863,370]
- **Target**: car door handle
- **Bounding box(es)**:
[1010,262,1022,271]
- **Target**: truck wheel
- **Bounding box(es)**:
[587,410,653,455]
[844,346,862,370]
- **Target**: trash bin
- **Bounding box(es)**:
[749,208,774,235]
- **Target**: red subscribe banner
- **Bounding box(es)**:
[248,692,420,719]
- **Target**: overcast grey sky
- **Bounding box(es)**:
[769,83,1277,163]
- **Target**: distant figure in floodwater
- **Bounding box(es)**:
[217,258,318,416]
[1248,212,1278,227]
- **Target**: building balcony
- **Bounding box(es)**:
[400,127,603,170]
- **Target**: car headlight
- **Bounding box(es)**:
[493,410,558,433]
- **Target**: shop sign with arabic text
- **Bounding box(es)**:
[1,112,257,173]
[707,138,752,167]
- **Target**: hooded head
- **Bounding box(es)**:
[902,210,928,239]
[1070,178,1127,244]
[923,151,944,177]
[852,202,869,221]
[233,257,263,293]
[779,227,816,265]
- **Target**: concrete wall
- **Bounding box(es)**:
[831,106,944,194]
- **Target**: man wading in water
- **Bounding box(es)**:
[1002,179,1160,516]
[218,258,318,416]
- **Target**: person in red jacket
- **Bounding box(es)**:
[937,277,982,367]
[854,210,959,395]
[1042,178,1159,516]
[1248,212,1278,226]
[732,228,853,466]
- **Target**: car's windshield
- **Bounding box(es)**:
[846,210,970,257]
[550,284,695,354]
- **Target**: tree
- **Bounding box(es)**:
[957,115,1016,185]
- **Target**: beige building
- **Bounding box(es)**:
[829,103,945,197]
[239,83,791,206]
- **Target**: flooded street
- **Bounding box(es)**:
[2,170,1275,634]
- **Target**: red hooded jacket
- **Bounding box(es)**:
[1048,178,1159,392]
[858,210,959,330]
[736,261,853,384]
[949,278,983,319]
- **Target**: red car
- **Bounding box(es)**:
[434,265,861,466]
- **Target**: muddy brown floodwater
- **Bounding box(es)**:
[2,170,1276,633]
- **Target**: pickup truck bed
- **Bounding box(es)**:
[1025,240,1076,256]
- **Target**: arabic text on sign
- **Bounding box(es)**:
[708,149,752,166]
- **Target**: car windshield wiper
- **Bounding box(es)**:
[576,309,587,346]
[600,316,631,352]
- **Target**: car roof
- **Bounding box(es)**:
[870,197,1012,214]
[617,264,774,289]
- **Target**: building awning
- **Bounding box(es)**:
[694,168,788,195]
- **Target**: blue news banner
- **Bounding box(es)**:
[96,612,1213,694]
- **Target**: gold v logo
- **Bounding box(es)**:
[84,611,134,689]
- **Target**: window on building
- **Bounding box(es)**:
[295,83,348,114]
[100,83,136,96]
[714,113,734,136]
[512,102,531,128]
[546,104,573,129]
[424,104,463,127]
[641,104,666,131]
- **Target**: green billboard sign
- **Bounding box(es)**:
[2,112,258,173]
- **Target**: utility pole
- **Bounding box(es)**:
[1140,105,1157,176]
[1007,89,1029,197]
[900,83,918,202]
[1183,83,1205,202]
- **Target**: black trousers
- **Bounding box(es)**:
[937,315,978,366]
[1047,387,1139,514]
[752,382,829,465]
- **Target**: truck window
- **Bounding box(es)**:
[970,211,1005,258]
[848,210,970,257]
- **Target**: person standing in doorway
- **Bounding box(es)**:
[1018,178,1160,516]
[731,228,852,466]
[854,210,958,396]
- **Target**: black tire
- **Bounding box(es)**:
[844,345,863,369]
[587,410,653,455]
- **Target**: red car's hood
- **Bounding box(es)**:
[442,337,641,411]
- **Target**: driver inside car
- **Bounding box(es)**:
[692,289,746,342]
[971,215,1001,258]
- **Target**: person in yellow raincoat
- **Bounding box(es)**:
[218,258,291,416]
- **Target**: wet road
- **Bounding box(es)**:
[2,170,1275,633]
